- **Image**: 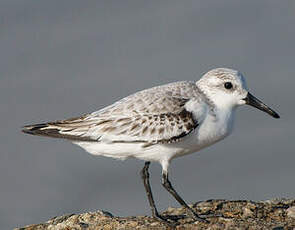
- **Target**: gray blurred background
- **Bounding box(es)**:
[1,1,294,229]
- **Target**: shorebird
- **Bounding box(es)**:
[22,68,280,224]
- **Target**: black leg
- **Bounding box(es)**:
[140,162,160,218]
[140,162,178,226]
[162,172,208,223]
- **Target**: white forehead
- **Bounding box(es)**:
[201,68,247,89]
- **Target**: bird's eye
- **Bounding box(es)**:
[224,82,233,89]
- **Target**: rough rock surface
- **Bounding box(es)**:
[16,199,295,230]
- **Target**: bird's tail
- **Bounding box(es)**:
[22,122,65,139]
[22,119,95,142]
[22,112,103,142]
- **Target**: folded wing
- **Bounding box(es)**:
[22,81,205,145]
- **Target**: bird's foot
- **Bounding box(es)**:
[152,213,184,227]
[153,211,211,226]
[187,209,210,223]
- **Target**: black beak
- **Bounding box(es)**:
[243,92,280,119]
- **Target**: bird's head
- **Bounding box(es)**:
[196,68,280,118]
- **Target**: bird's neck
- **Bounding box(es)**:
[212,105,236,137]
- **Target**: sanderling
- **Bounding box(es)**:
[22,68,279,224]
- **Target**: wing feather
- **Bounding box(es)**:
[22,81,205,145]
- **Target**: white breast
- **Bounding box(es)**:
[167,106,236,160]
[197,109,235,147]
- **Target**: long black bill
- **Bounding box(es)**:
[244,92,280,119]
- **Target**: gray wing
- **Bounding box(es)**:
[22,81,206,145]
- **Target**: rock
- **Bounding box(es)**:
[287,206,295,219]
[15,199,295,230]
